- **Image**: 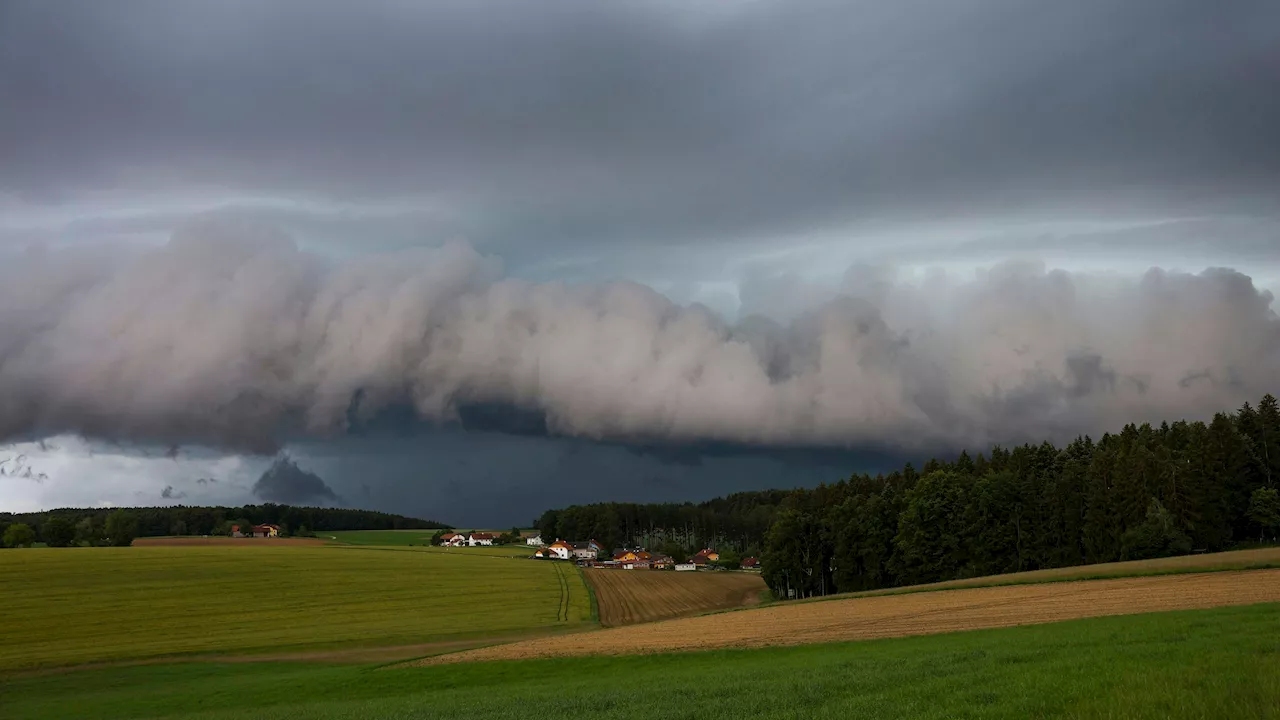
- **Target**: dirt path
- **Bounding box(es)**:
[417,568,1280,665]
[586,569,766,626]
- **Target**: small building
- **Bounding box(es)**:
[526,534,545,546]
[439,532,467,547]
[675,563,697,572]
[691,549,720,566]
[569,541,599,560]
[535,541,573,560]
[740,557,760,570]
[468,532,496,546]
[232,524,279,538]
[649,554,674,570]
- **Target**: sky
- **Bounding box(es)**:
[1,0,1278,526]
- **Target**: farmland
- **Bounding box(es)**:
[0,544,591,671]
[5,603,1278,719]
[424,567,1280,664]
[327,530,535,556]
[585,569,767,626]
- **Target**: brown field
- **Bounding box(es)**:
[831,546,1280,600]
[586,569,767,626]
[420,568,1280,665]
[132,537,331,546]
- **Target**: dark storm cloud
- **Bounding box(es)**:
[3,0,1278,258]
[159,484,186,500]
[0,218,1276,456]
[251,456,340,505]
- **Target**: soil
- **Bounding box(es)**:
[586,569,767,627]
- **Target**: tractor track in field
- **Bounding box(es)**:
[552,561,571,622]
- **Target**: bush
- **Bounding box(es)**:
[42,517,76,547]
[4,523,36,548]
[1121,499,1192,561]
[104,510,139,547]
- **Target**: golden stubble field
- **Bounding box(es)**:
[420,568,1280,665]
[585,569,767,626]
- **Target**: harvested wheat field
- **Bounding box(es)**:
[586,569,767,626]
[420,568,1280,665]
[132,537,331,546]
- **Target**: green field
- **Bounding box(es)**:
[3,603,1276,720]
[0,545,591,671]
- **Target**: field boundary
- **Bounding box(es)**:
[577,565,600,623]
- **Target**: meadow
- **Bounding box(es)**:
[0,544,592,671]
[4,603,1277,720]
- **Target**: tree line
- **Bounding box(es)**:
[0,503,447,548]
[536,394,1280,599]
[535,489,791,556]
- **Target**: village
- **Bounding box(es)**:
[436,531,760,572]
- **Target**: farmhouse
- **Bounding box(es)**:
[535,540,573,560]
[439,532,467,547]
[526,534,544,546]
[612,549,653,563]
[691,549,720,566]
[231,524,279,538]
[570,541,600,560]
[468,533,495,546]
[740,557,760,569]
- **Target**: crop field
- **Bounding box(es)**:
[0,545,592,671]
[5,603,1278,720]
[585,569,767,626]
[829,545,1280,600]
[423,567,1280,664]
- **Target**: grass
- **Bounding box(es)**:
[0,545,592,671]
[3,603,1277,719]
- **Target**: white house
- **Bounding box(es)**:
[439,532,466,547]
[468,532,495,546]
[675,563,697,572]
[526,534,544,546]
[570,541,598,560]
[535,541,573,560]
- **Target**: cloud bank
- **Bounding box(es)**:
[0,218,1275,455]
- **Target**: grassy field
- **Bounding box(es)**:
[0,545,592,671]
[585,569,768,626]
[3,603,1277,719]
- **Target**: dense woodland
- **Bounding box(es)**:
[542,394,1280,599]
[0,503,445,547]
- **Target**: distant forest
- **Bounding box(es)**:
[1,503,447,543]
[540,394,1280,599]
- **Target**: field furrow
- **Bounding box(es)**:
[585,569,767,626]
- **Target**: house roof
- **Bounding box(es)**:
[741,557,760,567]
[470,533,495,539]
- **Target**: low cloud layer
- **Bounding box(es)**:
[0,219,1275,455]
[251,456,340,505]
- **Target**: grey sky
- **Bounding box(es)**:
[1,0,1278,523]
